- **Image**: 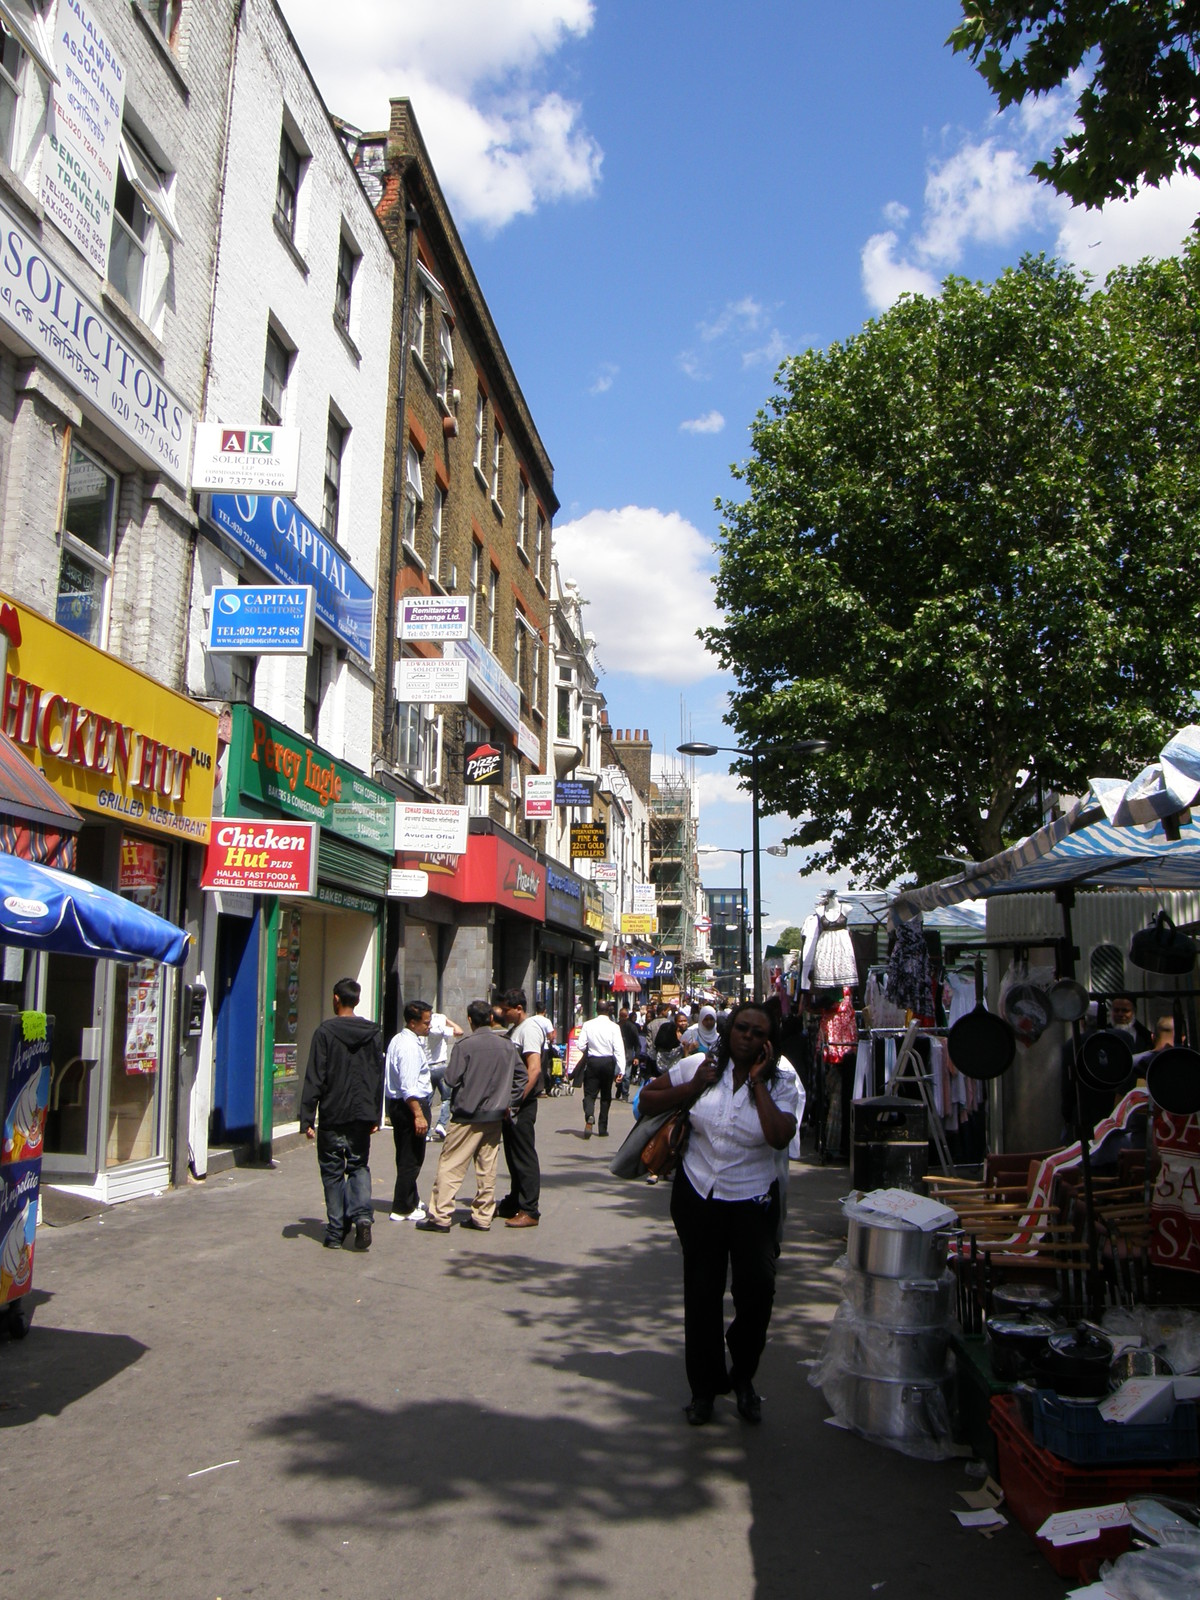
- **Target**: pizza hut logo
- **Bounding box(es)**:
[465,743,503,786]
[417,853,460,875]
[503,859,541,900]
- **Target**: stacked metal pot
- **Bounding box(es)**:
[812,1196,957,1458]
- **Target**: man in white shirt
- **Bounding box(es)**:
[577,1002,626,1137]
[497,988,544,1228]
[425,1011,463,1141]
[385,1001,432,1221]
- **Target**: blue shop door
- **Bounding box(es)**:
[211,913,259,1145]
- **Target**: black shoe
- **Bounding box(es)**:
[597,1129,610,1137]
[323,1234,343,1249]
[734,1381,762,1424]
[684,1397,714,1426]
[354,1221,372,1252]
[460,1216,491,1231]
[415,1218,451,1233]
[495,1199,518,1219]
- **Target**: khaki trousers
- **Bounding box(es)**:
[428,1120,503,1226]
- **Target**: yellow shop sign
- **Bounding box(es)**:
[0,593,218,842]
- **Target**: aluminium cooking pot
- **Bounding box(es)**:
[947,962,1016,1080]
[1078,1027,1135,1093]
[1146,1044,1200,1116]
[1129,911,1197,976]
[844,1214,949,1280]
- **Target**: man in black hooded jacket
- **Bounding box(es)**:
[299,977,385,1251]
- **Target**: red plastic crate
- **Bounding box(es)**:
[990,1394,1200,1582]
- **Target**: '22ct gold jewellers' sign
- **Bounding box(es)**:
[0,593,218,842]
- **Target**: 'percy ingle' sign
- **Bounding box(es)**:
[206,494,374,662]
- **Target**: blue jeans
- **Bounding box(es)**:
[429,1065,452,1131]
[316,1121,373,1240]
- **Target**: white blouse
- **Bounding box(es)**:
[668,1053,800,1201]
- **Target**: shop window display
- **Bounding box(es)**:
[272,905,304,1129]
[106,837,169,1166]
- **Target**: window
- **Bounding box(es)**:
[437,315,454,405]
[397,698,442,789]
[535,507,547,580]
[491,425,503,503]
[304,642,326,739]
[556,684,571,741]
[473,390,486,473]
[322,412,346,539]
[402,442,423,551]
[487,564,497,652]
[109,132,180,323]
[56,443,118,648]
[335,234,357,334]
[513,611,524,686]
[516,478,528,553]
[261,327,291,425]
[410,285,427,364]
[531,635,542,711]
[148,1,182,47]
[0,4,56,170]
[0,18,23,167]
[430,485,443,584]
[275,125,302,239]
[470,542,484,634]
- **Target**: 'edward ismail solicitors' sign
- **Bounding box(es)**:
[201,820,317,896]
[0,594,217,843]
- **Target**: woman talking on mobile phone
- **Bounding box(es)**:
[638,1002,799,1427]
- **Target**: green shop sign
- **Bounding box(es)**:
[226,705,394,854]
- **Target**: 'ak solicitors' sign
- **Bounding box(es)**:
[0,594,218,843]
[201,820,317,897]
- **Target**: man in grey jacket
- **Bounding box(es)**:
[417,1001,519,1233]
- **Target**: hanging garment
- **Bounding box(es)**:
[943,970,977,1028]
[799,913,821,991]
[852,1038,873,1100]
[864,970,907,1030]
[819,987,858,1064]
[885,916,930,1014]
[811,912,859,988]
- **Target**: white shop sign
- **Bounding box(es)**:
[0,197,193,484]
[40,1,125,281]
[517,720,540,764]
[399,596,470,641]
[395,656,468,703]
[445,636,520,731]
[192,424,301,494]
[388,869,430,899]
[632,883,657,915]
[394,803,469,855]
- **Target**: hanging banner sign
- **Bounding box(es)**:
[192,425,302,494]
[1151,1110,1200,1274]
[517,720,540,765]
[445,636,519,731]
[388,869,429,899]
[206,495,374,662]
[464,741,503,786]
[630,956,658,979]
[396,656,468,704]
[395,803,469,856]
[570,821,607,860]
[207,585,314,655]
[399,596,470,641]
[0,198,193,485]
[40,5,125,282]
[591,861,618,885]
[556,779,594,808]
[201,819,318,896]
[621,913,657,935]
[632,883,657,915]
[524,774,554,820]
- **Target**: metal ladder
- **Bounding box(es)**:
[885,1018,954,1174]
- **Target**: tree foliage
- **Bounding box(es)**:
[949,1,1200,208]
[775,926,807,950]
[704,248,1200,888]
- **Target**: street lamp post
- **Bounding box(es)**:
[680,739,829,1002]
[696,843,751,1005]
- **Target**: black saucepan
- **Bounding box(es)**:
[947,962,1016,1080]
[1146,1045,1200,1116]
[1078,1027,1135,1093]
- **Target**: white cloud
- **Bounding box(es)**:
[695,772,751,808]
[699,296,766,342]
[278,1,601,231]
[589,362,618,394]
[678,349,707,381]
[862,85,1200,313]
[680,410,725,435]
[553,507,721,683]
[687,296,790,375]
[741,329,789,369]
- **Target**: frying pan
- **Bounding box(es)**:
[1078,1027,1135,1093]
[947,961,1016,1080]
[1048,979,1089,1023]
[1146,1045,1200,1116]
[1002,981,1053,1044]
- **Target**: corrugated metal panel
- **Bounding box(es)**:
[318,834,390,897]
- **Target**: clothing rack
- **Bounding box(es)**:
[882,1020,954,1175]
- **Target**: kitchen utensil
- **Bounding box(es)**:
[992,1282,1063,1317]
[1110,1348,1175,1386]
[1127,1496,1200,1547]
[986,1315,1060,1382]
[1032,1324,1115,1398]
[826,1371,953,1442]
[1078,1027,1135,1092]
[1048,979,1090,1023]
[1129,910,1197,976]
[1003,982,1053,1045]
[1146,1045,1200,1116]
[844,1213,949,1280]
[947,960,1016,1080]
[843,1267,952,1328]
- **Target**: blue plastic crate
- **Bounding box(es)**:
[1030,1390,1199,1465]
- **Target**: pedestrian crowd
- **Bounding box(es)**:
[298,982,800,1428]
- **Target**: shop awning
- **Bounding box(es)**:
[0,851,189,964]
[0,731,82,870]
[892,725,1200,920]
[610,971,641,993]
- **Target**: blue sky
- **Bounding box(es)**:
[282,0,1200,939]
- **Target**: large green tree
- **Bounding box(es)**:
[704,248,1200,887]
[950,2,1200,207]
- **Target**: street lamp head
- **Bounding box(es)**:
[765,844,789,858]
[677,741,720,757]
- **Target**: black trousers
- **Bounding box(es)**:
[500,1096,541,1217]
[388,1095,430,1215]
[582,1057,616,1131]
[669,1168,780,1401]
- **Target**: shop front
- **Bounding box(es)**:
[537,862,597,1038]
[396,820,545,1017]
[204,705,394,1160]
[0,592,218,1202]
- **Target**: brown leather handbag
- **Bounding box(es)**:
[640,1108,691,1178]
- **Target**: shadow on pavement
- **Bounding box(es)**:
[0,1324,146,1426]
[281,1218,328,1244]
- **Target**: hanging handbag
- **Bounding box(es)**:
[639,1107,692,1178]
[609,1108,675,1178]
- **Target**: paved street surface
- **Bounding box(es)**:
[3,1094,1066,1599]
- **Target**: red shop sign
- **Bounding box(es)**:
[398,832,544,920]
[201,819,318,897]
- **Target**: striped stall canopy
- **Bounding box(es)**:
[0,731,81,871]
[892,725,1200,923]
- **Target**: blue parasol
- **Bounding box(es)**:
[0,851,189,965]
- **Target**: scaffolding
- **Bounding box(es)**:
[650,768,698,977]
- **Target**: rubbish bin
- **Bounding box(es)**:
[851,1094,929,1193]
